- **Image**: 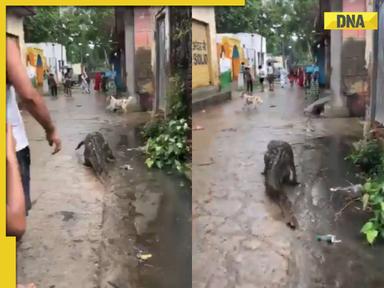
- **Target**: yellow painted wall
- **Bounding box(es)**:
[192,21,211,88]
[192,8,219,90]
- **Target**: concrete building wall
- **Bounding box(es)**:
[134,7,155,110]
[326,0,369,117]
[192,7,219,90]
[235,33,267,69]
[330,0,344,108]
[365,0,374,71]
[151,7,171,113]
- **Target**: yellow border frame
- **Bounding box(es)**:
[324,12,378,30]
[1,3,16,288]
[1,1,244,287]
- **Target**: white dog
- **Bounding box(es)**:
[106,96,136,113]
[241,92,263,110]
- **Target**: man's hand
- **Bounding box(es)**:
[7,37,61,154]
[46,128,62,154]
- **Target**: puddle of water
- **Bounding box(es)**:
[100,125,191,288]
[292,135,384,288]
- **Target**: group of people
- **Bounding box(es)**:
[43,70,91,97]
[287,65,320,100]
[240,60,320,102]
[7,34,62,288]
[241,62,276,94]
[93,71,115,93]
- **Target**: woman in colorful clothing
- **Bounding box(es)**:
[297,67,304,88]
[94,72,101,92]
[288,69,295,87]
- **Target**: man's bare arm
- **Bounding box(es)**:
[6,124,26,239]
[6,37,61,154]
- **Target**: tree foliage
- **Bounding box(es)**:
[24,7,115,70]
[215,0,319,65]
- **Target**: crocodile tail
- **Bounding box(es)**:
[279,193,298,230]
[75,141,85,150]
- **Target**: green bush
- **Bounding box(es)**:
[360,178,384,244]
[347,139,384,244]
[142,71,190,172]
[142,119,166,140]
[167,75,187,120]
[144,118,190,171]
[346,139,384,177]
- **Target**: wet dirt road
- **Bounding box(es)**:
[192,86,383,287]
[16,89,191,288]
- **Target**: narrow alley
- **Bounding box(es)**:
[192,87,384,288]
[16,89,191,288]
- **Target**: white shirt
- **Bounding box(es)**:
[7,85,29,151]
[267,66,274,75]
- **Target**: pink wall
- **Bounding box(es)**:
[134,8,153,49]
[342,0,366,40]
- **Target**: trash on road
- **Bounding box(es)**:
[197,158,215,166]
[221,128,237,132]
[193,125,204,131]
[330,184,363,196]
[137,253,152,261]
[316,234,341,244]
[120,164,133,170]
[270,105,276,108]
[127,146,145,152]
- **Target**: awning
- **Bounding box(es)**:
[7,7,36,17]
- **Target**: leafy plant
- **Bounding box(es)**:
[346,139,384,177]
[142,119,166,140]
[347,139,384,244]
[360,178,384,244]
[143,71,190,172]
[144,118,189,171]
[167,75,187,120]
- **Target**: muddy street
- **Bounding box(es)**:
[192,86,383,288]
[16,89,191,288]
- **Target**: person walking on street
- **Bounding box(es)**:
[64,71,72,97]
[43,70,49,95]
[101,72,108,93]
[267,62,275,91]
[298,67,304,88]
[7,35,62,215]
[244,66,254,94]
[258,65,266,92]
[309,71,320,101]
[48,73,57,97]
[238,62,245,90]
[280,68,288,88]
[288,69,295,87]
[81,71,90,94]
[94,72,101,91]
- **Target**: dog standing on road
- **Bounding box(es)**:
[106,96,136,113]
[241,92,263,110]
